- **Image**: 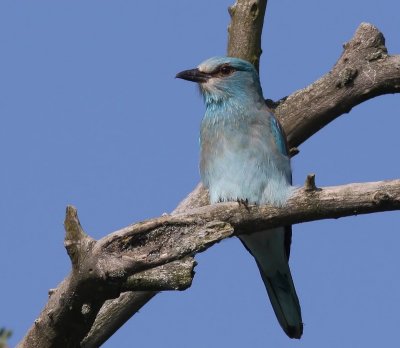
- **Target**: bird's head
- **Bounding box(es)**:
[176,56,263,105]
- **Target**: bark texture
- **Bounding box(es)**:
[81,291,157,348]
[269,22,400,148]
[227,0,268,71]
[18,179,400,347]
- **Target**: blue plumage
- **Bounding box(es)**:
[177,56,303,339]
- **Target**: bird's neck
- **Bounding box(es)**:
[203,90,265,123]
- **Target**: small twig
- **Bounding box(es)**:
[64,205,95,269]
[304,173,318,191]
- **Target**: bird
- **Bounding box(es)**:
[176,56,303,339]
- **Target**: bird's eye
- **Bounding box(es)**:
[219,65,234,75]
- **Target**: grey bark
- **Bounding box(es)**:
[270,22,400,148]
[227,0,268,71]
[18,178,400,348]
[81,292,157,348]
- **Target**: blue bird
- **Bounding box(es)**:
[176,56,303,339]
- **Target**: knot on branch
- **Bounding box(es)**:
[373,190,394,205]
[227,0,266,71]
[249,2,259,20]
[336,67,358,88]
[228,0,260,20]
[81,303,92,317]
[366,50,385,62]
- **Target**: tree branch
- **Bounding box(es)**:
[18,179,400,347]
[227,0,268,71]
[122,258,196,291]
[64,206,96,270]
[80,258,196,347]
[96,179,400,266]
[268,23,400,148]
[81,291,157,348]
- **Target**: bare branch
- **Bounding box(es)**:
[269,23,400,148]
[81,257,196,347]
[82,292,157,348]
[97,180,400,263]
[64,206,95,270]
[123,257,196,291]
[18,179,400,347]
[83,184,211,345]
[227,0,268,71]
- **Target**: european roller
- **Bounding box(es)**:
[176,56,303,339]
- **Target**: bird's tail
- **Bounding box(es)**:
[239,228,303,339]
[258,262,303,338]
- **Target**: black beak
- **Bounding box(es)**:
[176,68,210,83]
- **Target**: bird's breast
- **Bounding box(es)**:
[200,111,292,206]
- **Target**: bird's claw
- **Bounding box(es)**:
[237,198,250,211]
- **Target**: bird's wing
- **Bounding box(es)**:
[270,115,290,157]
[269,113,293,260]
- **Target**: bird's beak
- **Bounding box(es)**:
[175,68,210,83]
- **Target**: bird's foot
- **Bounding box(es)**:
[237,198,250,211]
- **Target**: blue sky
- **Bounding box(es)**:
[1,1,400,347]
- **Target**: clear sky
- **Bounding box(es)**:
[1,1,400,347]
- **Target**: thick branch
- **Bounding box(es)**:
[268,23,400,148]
[82,292,157,348]
[123,257,196,291]
[81,259,197,346]
[96,179,400,271]
[18,179,400,347]
[227,0,267,71]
